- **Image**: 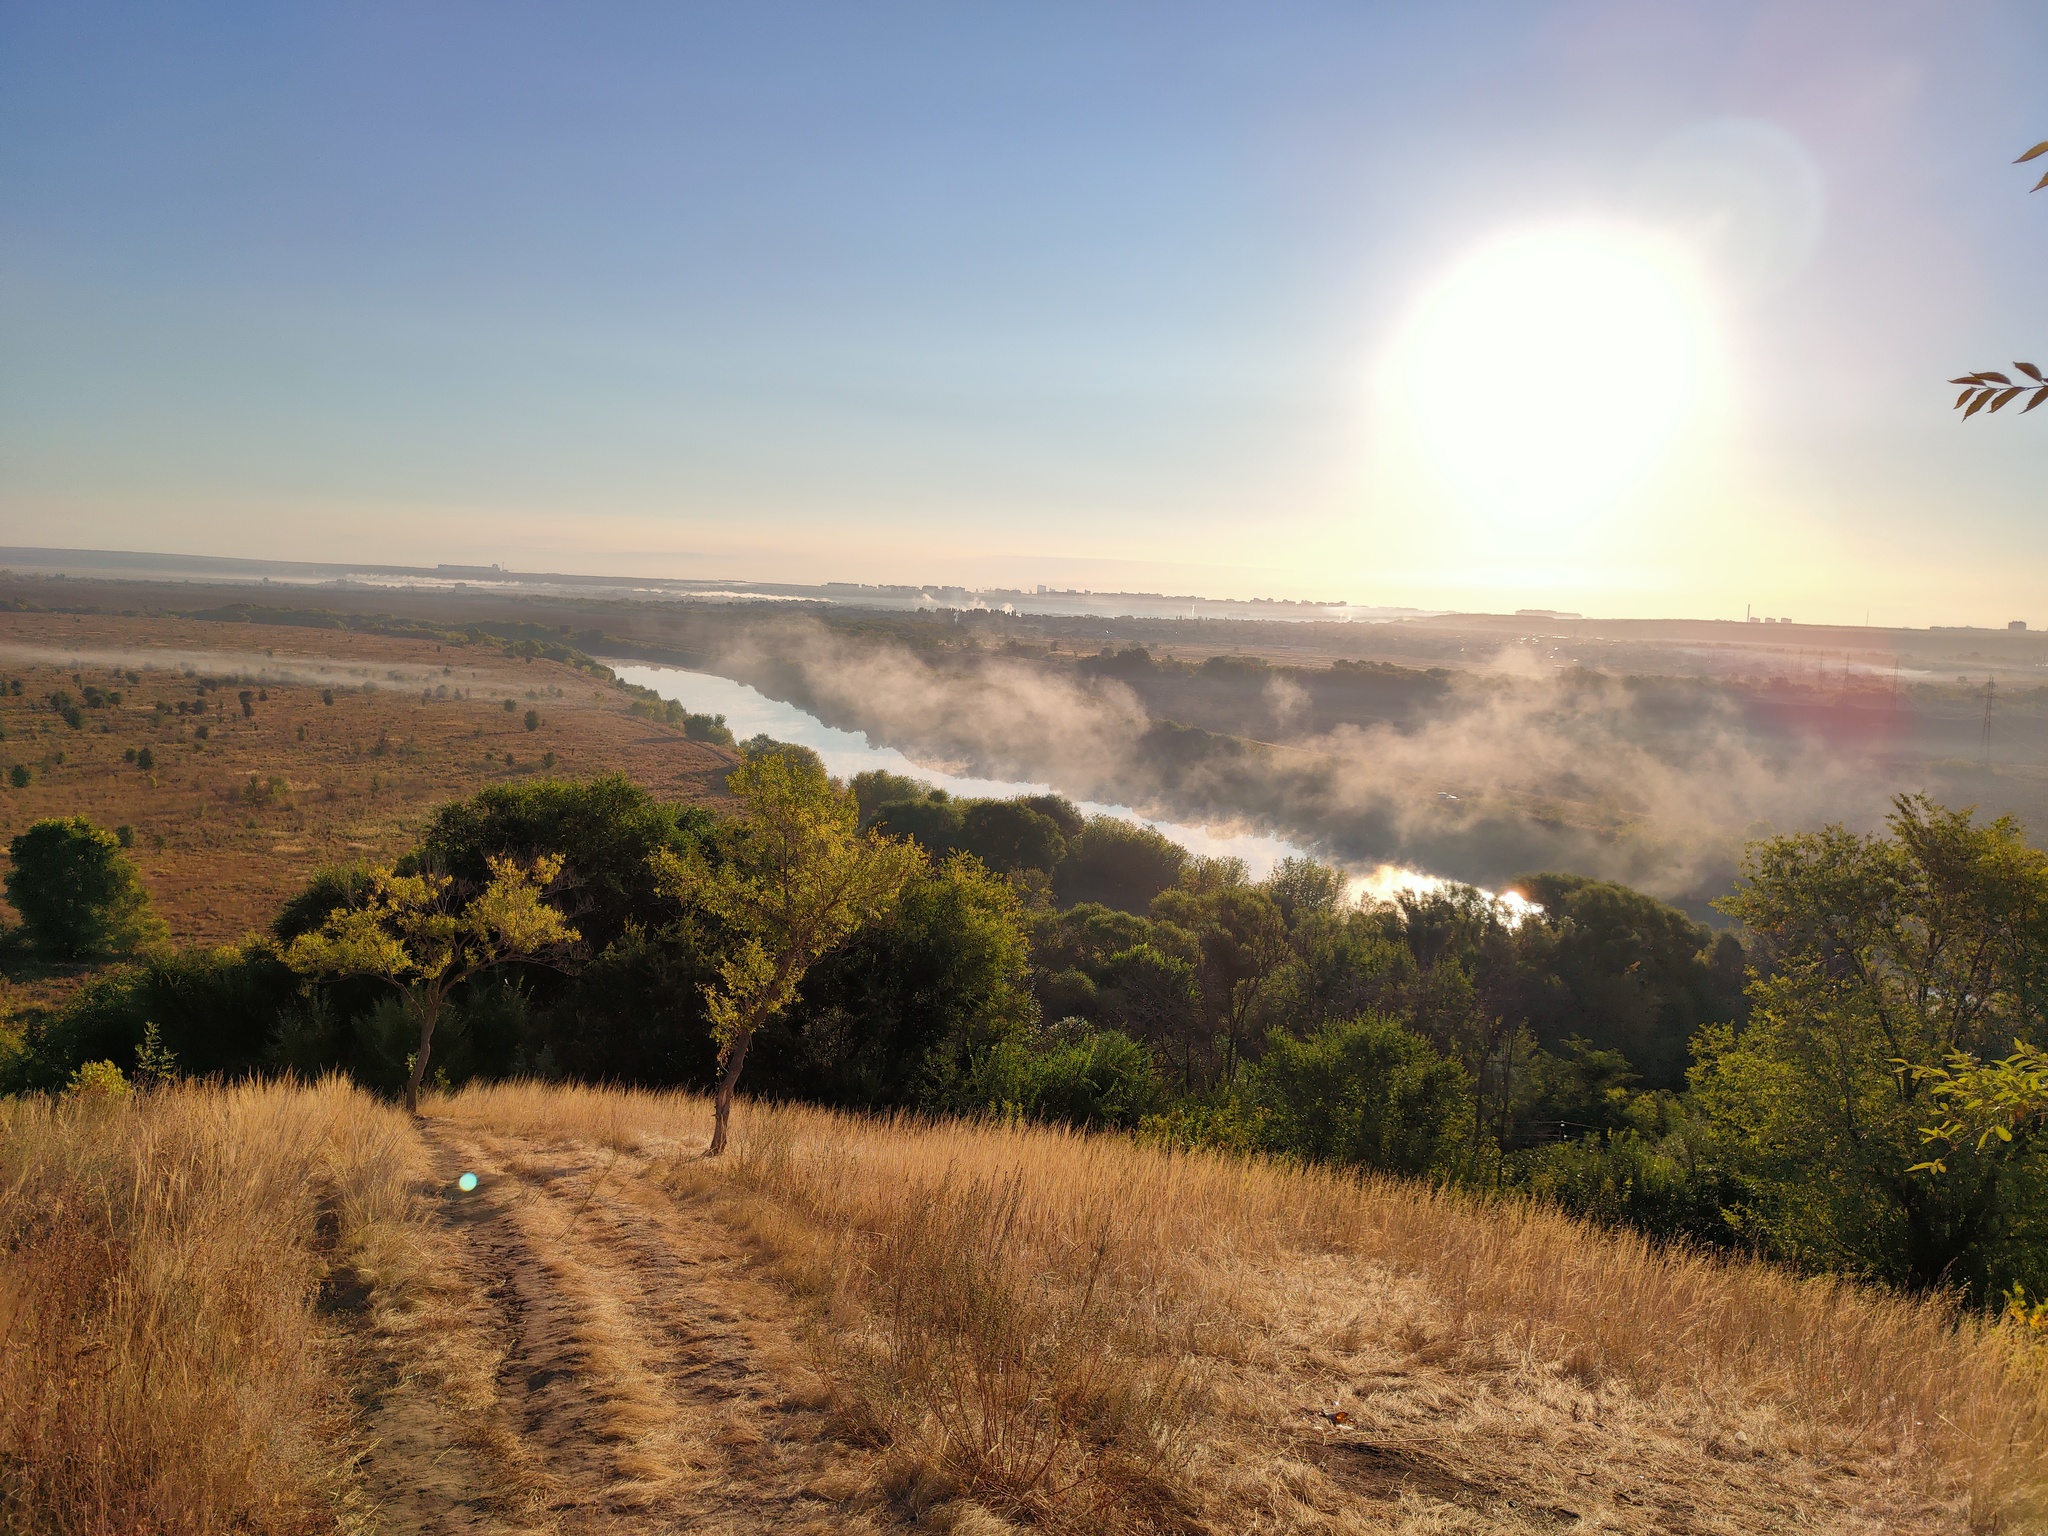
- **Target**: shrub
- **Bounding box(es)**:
[4,816,166,960]
[66,1059,130,1098]
[1242,1014,1471,1176]
[135,746,153,770]
[524,708,540,731]
[7,765,26,788]
[980,1026,1163,1128]
[1509,1130,1740,1246]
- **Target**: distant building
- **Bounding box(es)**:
[2010,620,2028,631]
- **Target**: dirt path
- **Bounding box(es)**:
[344,1123,880,1535]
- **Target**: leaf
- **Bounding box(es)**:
[1992,387,2025,412]
[2018,362,2044,382]
[2035,169,2048,193]
[1980,372,2014,387]
[2018,141,2048,164]
[1965,391,1990,419]
[2024,387,2048,413]
[1951,376,1983,386]
[1956,387,1978,410]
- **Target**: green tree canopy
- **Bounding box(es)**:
[1696,794,2048,1293]
[5,816,164,960]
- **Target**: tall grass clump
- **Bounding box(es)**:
[0,1078,426,1535]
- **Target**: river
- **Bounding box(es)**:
[612,663,1535,917]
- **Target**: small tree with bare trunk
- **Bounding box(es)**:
[655,752,922,1155]
[286,854,579,1112]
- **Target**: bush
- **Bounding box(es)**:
[1242,1014,1470,1176]
[66,1059,130,1098]
[28,942,300,1088]
[5,817,166,959]
[1508,1127,1741,1246]
[979,1026,1162,1128]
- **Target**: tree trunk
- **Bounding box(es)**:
[405,1005,437,1116]
[707,1025,754,1156]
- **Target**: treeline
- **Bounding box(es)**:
[6,762,2046,1303]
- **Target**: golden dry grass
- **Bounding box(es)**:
[10,1076,2045,1534]
[0,1078,433,1534]
[438,1081,2048,1534]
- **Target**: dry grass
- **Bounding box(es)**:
[11,1075,2045,1533]
[0,1077,434,1534]
[439,1081,2048,1534]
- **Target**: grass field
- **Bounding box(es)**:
[0,612,732,964]
[6,1078,2040,1535]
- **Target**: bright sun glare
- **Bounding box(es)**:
[1403,227,1711,532]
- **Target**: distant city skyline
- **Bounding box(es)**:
[3,2,2044,627]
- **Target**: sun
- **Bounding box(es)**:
[1401,226,1712,534]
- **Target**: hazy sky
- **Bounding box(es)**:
[2,2,2043,623]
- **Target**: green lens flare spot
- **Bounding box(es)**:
[457,1172,478,1193]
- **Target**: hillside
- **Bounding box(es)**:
[8,1079,2039,1535]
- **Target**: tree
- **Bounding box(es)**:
[285,854,579,1113]
[654,752,922,1155]
[1153,882,1291,1082]
[1244,1014,1471,1176]
[1951,140,2046,418]
[5,816,165,959]
[1697,795,2048,1292]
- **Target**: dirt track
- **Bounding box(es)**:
[344,1124,878,1535]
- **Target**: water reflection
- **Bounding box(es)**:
[614,664,1536,920]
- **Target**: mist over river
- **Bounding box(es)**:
[614,663,1534,916]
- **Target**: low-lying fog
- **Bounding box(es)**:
[616,664,1539,915]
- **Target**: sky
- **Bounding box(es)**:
[1,1,2044,624]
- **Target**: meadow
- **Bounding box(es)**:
[6,1076,2040,1535]
[0,612,731,966]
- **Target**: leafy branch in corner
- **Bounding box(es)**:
[1950,363,2048,418]
[1949,140,2048,418]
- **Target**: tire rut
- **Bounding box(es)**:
[349,1122,878,1535]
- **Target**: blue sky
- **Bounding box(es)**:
[2,2,2043,622]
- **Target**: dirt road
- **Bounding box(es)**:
[341,1123,880,1535]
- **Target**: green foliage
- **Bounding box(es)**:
[286,853,579,1111]
[975,1025,1162,1128]
[132,1020,179,1088]
[773,853,1040,1109]
[65,1059,129,1098]
[1241,1015,1471,1176]
[850,769,933,825]
[654,751,922,1150]
[27,942,300,1090]
[273,863,381,943]
[409,774,712,955]
[1508,1123,1738,1245]
[1514,872,1746,1088]
[736,735,827,779]
[1054,816,1188,913]
[1696,794,2048,1294]
[5,816,165,959]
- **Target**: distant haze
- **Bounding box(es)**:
[3,3,2045,625]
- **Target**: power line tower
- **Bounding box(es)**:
[1981,678,1997,770]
